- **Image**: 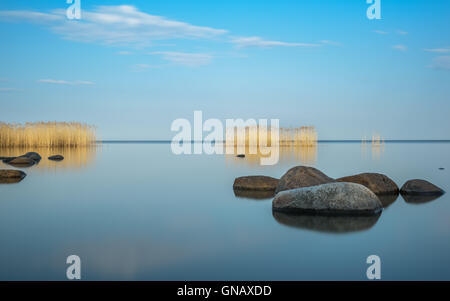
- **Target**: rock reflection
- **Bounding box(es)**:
[272,211,381,233]
[233,189,275,200]
[401,194,444,204]
[0,146,99,170]
[378,193,399,208]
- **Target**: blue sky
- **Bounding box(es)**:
[0,0,449,140]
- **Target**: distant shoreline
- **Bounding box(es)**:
[99,140,450,144]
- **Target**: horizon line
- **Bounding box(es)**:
[99,139,450,144]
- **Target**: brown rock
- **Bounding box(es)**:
[6,156,36,167]
[336,173,399,195]
[233,176,279,191]
[275,166,334,193]
[400,179,444,196]
[0,169,27,184]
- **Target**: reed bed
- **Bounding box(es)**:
[0,122,96,148]
[225,126,317,147]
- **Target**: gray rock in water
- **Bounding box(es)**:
[23,152,42,162]
[233,176,279,191]
[48,155,64,161]
[273,211,381,233]
[336,172,399,195]
[0,169,27,184]
[273,182,382,215]
[400,179,444,196]
[275,166,335,193]
[5,156,36,167]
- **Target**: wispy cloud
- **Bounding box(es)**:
[150,51,213,66]
[0,87,20,92]
[0,5,228,47]
[373,30,388,35]
[319,40,341,46]
[117,51,133,55]
[131,64,159,72]
[231,36,320,48]
[396,30,408,35]
[38,79,94,85]
[429,56,450,71]
[424,47,450,53]
[392,44,407,51]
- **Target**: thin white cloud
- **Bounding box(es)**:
[38,79,94,85]
[373,30,388,35]
[396,30,408,35]
[117,51,133,55]
[429,56,450,70]
[392,44,407,51]
[424,47,450,53]
[319,40,341,46]
[150,52,213,66]
[0,87,20,92]
[131,64,159,72]
[0,6,227,47]
[231,36,320,48]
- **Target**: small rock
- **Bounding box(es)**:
[273,182,382,215]
[0,169,27,184]
[233,176,279,191]
[48,155,64,161]
[275,166,335,193]
[336,173,399,195]
[5,157,36,167]
[236,154,245,158]
[23,152,42,162]
[400,179,444,196]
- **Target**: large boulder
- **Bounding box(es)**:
[0,169,27,184]
[275,166,334,193]
[400,179,444,196]
[233,176,279,191]
[336,173,399,195]
[5,156,36,167]
[273,182,382,215]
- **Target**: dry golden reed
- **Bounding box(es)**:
[0,122,97,148]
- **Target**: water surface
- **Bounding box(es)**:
[0,142,449,280]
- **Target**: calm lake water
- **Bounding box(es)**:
[0,142,449,280]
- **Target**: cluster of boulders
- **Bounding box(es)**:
[233,166,445,216]
[0,152,64,184]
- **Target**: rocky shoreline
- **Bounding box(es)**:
[233,165,445,216]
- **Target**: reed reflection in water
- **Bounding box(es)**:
[224,144,317,166]
[0,146,99,170]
